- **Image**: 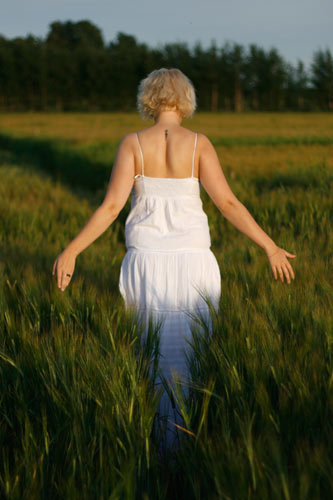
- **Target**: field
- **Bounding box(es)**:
[0,112,332,499]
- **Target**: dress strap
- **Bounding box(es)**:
[191,132,198,178]
[136,132,144,176]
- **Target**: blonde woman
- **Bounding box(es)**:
[52,68,296,454]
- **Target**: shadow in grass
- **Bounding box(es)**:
[0,132,114,192]
[0,132,130,225]
[0,133,131,303]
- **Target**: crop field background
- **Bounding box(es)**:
[0,112,332,499]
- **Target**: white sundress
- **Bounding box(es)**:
[119,131,221,452]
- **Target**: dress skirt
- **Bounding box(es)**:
[119,247,221,453]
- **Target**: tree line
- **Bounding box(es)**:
[0,20,332,112]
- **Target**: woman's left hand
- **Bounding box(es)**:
[52,249,76,291]
[265,246,296,284]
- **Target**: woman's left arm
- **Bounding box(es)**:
[52,133,136,291]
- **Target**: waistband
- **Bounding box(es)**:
[126,246,212,253]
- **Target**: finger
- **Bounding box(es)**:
[61,273,71,291]
[286,262,295,280]
[278,266,284,283]
[60,271,66,291]
[52,259,57,276]
[272,265,278,280]
[282,264,291,284]
[285,251,296,258]
[57,268,62,289]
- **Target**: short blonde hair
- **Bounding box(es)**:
[137,68,196,120]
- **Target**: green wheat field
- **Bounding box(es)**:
[0,112,332,499]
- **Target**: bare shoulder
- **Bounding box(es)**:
[197,132,214,152]
[197,133,218,165]
[117,132,137,150]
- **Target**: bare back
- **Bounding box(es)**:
[134,125,198,179]
[101,120,239,219]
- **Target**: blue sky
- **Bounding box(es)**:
[1,0,332,67]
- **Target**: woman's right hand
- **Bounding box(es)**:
[265,246,296,284]
[52,248,76,291]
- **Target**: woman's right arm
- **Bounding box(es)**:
[198,134,296,284]
[52,133,136,291]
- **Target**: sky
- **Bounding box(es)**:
[1,0,332,67]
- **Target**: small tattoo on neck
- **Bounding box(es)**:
[165,129,168,139]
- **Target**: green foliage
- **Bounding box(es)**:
[0,20,332,111]
[311,48,333,110]
[46,20,105,49]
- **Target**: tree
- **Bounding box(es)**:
[205,42,220,112]
[46,20,104,49]
[245,44,267,110]
[0,20,331,111]
[265,48,288,110]
[284,60,310,110]
[9,35,42,110]
[219,43,246,112]
[0,36,15,109]
[311,48,333,110]
[107,33,150,110]
[245,45,287,110]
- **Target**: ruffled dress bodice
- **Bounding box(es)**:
[125,175,211,251]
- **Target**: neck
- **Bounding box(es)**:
[154,110,182,125]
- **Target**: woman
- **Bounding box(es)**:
[52,68,296,454]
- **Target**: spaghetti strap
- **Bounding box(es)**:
[191,132,198,178]
[136,132,144,176]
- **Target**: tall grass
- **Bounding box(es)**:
[0,113,332,499]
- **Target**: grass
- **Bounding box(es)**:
[0,112,332,499]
